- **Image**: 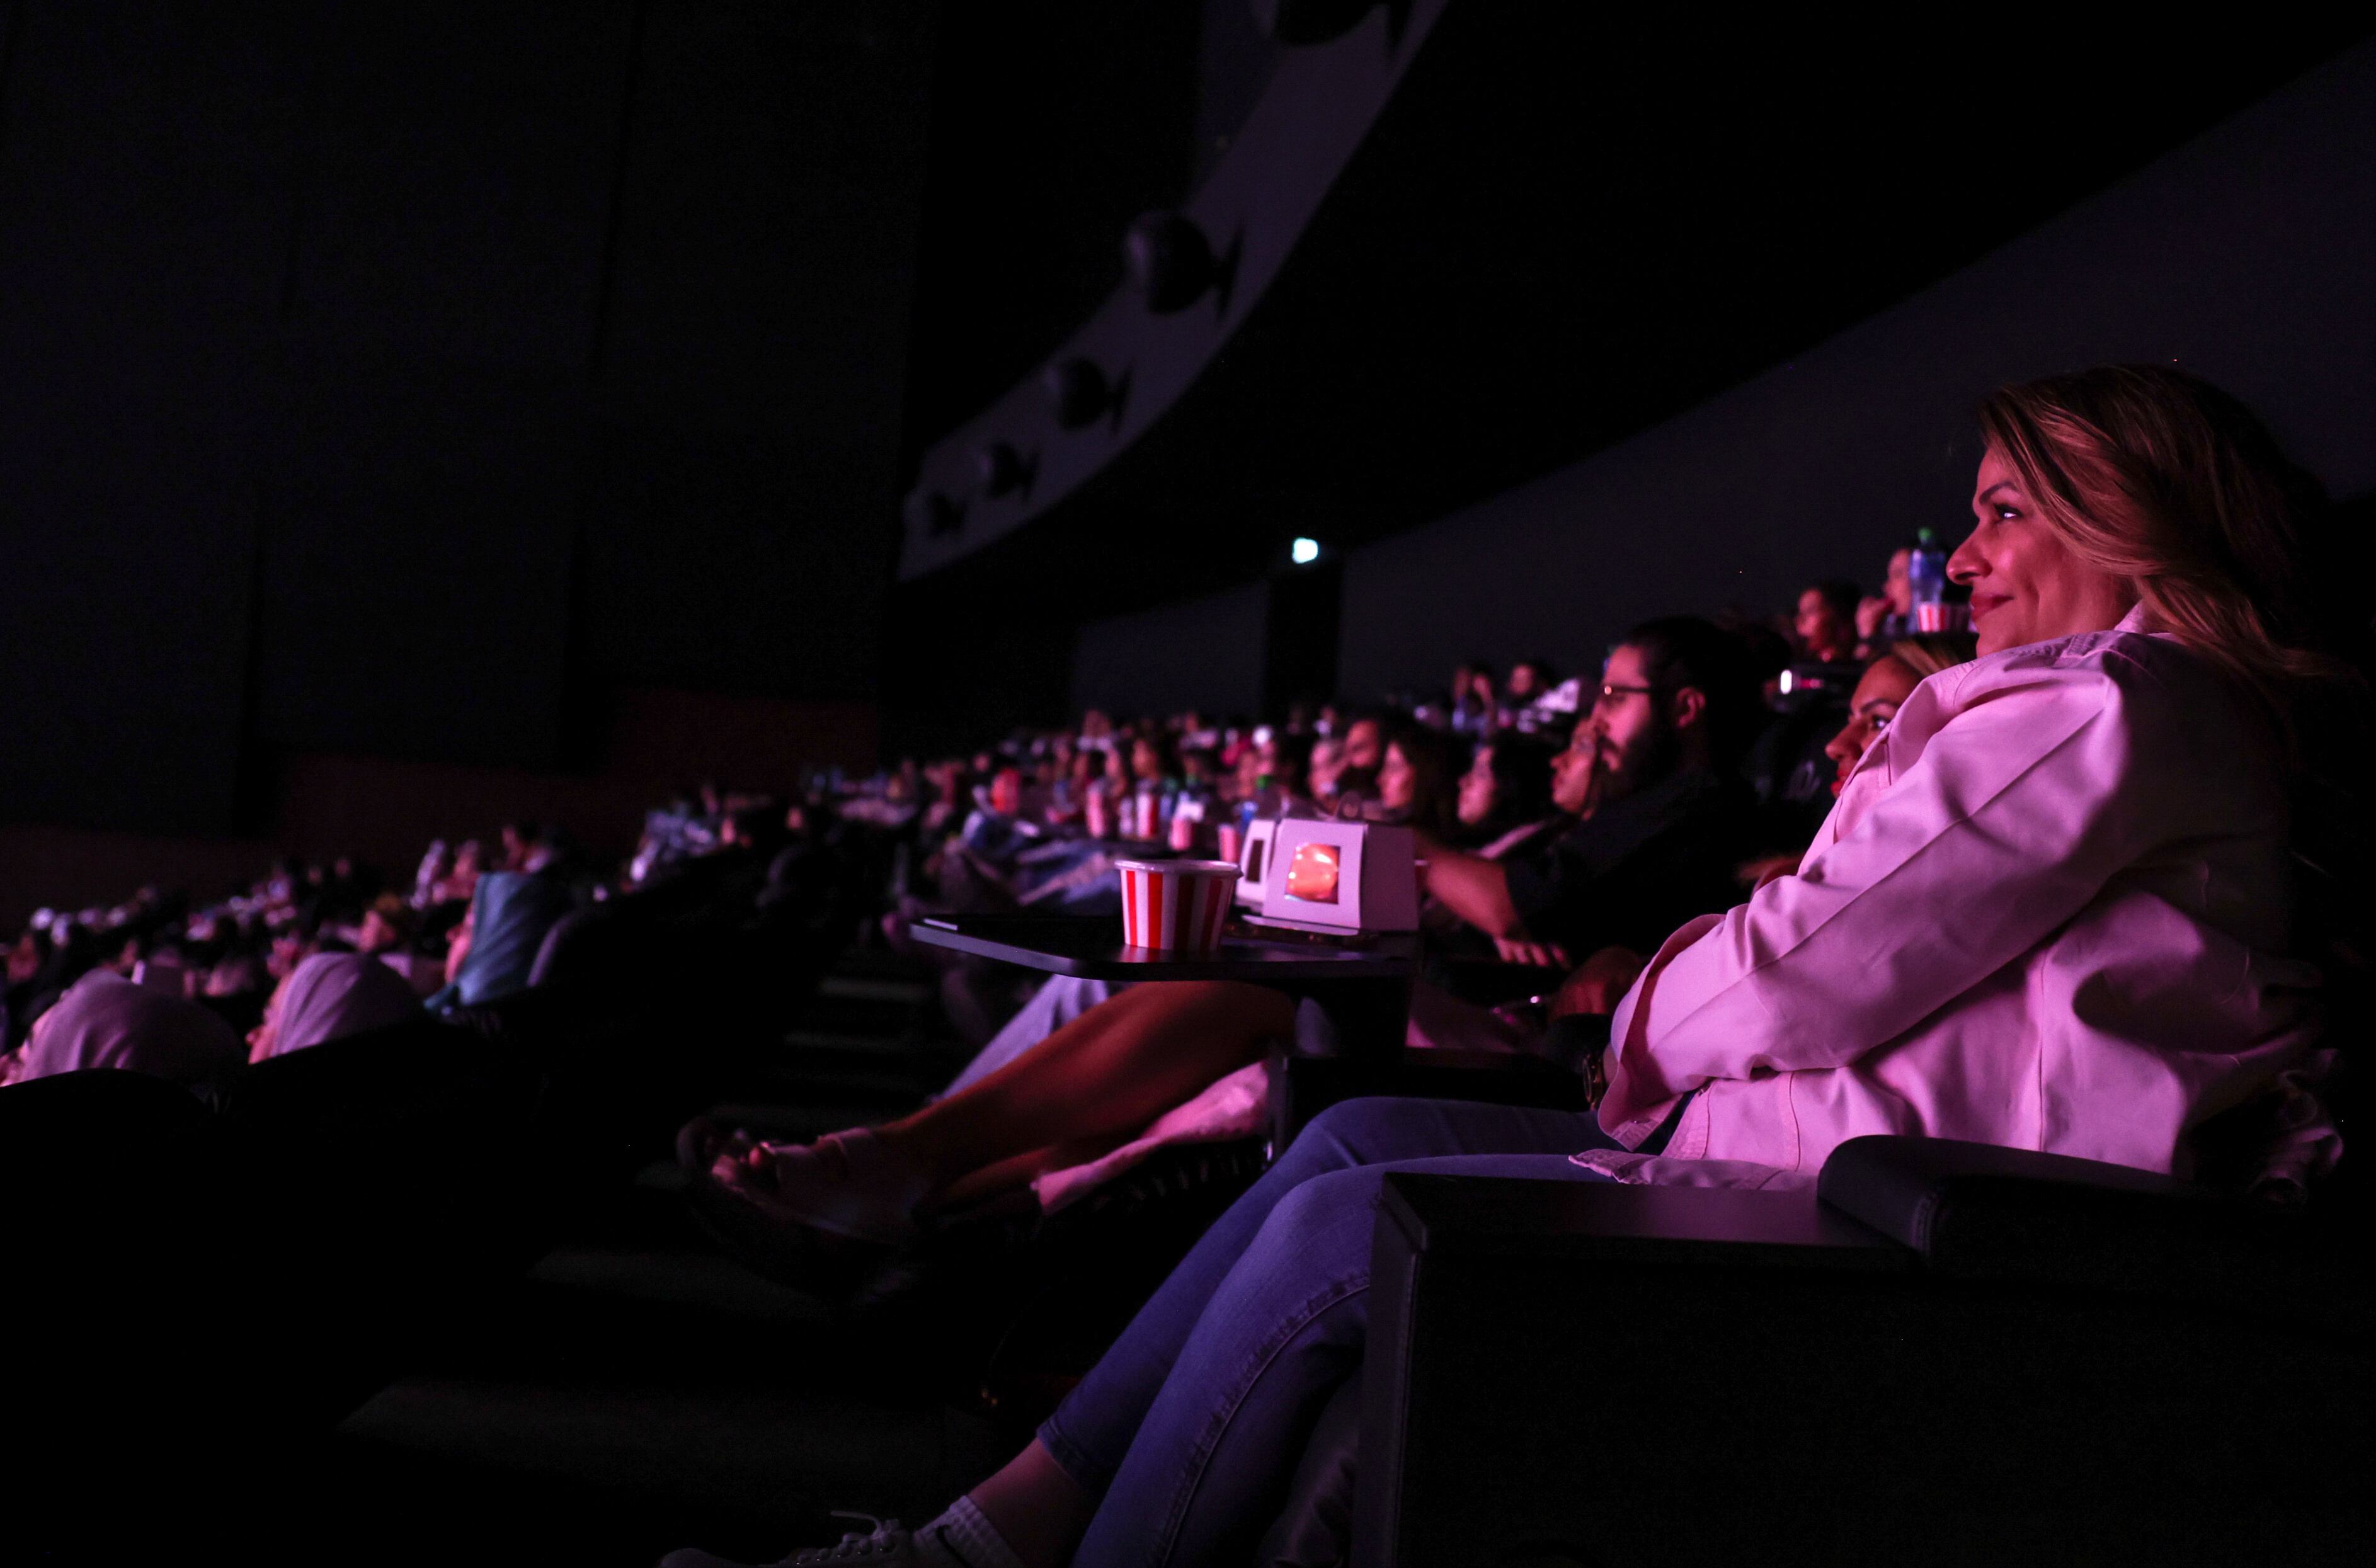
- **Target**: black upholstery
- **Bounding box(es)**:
[1,1071,246,1550]
[3,1015,603,1554]
[1817,1134,2358,1325]
[1351,1139,2373,1567]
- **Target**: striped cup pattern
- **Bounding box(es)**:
[1117,860,1239,953]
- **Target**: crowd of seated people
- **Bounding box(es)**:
[677,611,1987,1261]
[1,817,651,1095]
[656,365,2368,1567]
[4,368,2365,1568]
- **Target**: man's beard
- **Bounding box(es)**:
[1597,717,1681,809]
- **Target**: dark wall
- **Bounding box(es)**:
[894,1,1201,475]
[1070,580,1267,722]
[1339,40,2376,701]
[0,0,930,833]
[890,9,2366,751]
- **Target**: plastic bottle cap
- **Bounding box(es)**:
[1916,527,1937,545]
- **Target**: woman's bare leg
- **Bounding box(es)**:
[923,1132,1138,1213]
[876,980,1293,1195]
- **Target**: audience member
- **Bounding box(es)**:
[1503,657,1556,706]
[249,952,425,1063]
[1822,632,1979,797]
[428,870,574,1011]
[3,970,245,1094]
[1793,578,1863,664]
[1416,617,1759,968]
[673,365,2359,1568]
[1454,732,1561,852]
[1856,545,1916,653]
[1373,721,1468,838]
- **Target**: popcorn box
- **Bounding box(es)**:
[1116,858,1239,953]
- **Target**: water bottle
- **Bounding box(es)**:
[1909,527,1950,632]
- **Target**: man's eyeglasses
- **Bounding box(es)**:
[1592,682,1659,711]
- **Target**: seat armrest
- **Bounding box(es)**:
[1375,1169,1904,1264]
[1817,1134,2199,1249]
[1817,1135,2345,1322]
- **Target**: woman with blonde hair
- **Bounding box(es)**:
[669,366,2360,1568]
[1816,631,1982,800]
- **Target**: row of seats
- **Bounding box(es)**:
[0,852,837,1558]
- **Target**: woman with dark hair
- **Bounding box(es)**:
[1793,578,1863,663]
[1455,732,1562,851]
[673,368,2356,1568]
[1254,729,1313,810]
[1372,722,1468,838]
[1126,729,1178,787]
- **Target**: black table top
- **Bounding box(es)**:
[911,912,1420,981]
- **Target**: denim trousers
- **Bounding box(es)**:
[1039,1096,1624,1568]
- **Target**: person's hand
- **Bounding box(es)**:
[1548,945,1649,1018]
[1495,936,1573,969]
[1855,594,1892,641]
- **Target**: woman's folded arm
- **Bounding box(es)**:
[1604,660,2186,1119]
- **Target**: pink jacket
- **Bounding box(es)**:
[1594,610,2322,1185]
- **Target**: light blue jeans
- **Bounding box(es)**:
[1039,1096,1623,1567]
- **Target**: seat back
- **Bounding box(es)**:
[1,1072,237,1550]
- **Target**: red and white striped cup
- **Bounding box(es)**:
[1116,858,1240,953]
[1129,790,1162,840]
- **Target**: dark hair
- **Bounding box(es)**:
[1129,727,1180,778]
[1619,616,1764,770]
[1481,733,1559,829]
[1715,609,1793,683]
[1804,579,1861,628]
[1381,721,1468,837]
[1265,732,1315,797]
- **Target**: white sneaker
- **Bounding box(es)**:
[739,1129,928,1246]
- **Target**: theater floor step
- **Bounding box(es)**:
[776,1026,934,1058]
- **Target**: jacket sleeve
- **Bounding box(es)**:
[1599,654,2185,1133]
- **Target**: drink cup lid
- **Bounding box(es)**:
[1115,858,1240,877]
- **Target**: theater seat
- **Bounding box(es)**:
[0,1027,559,1557]
[1347,1135,2372,1567]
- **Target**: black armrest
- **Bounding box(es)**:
[1354,1165,2370,1568]
[1268,1042,1584,1150]
[1817,1135,2349,1324]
